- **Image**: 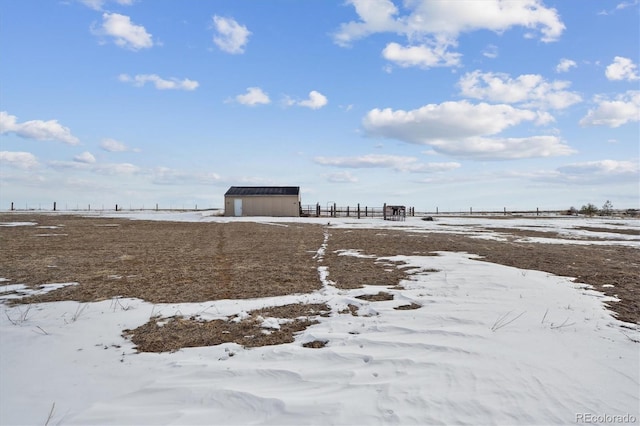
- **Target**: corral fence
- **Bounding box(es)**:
[301,203,414,220]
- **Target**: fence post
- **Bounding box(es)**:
[53,201,56,211]
[470,207,472,215]
[347,206,350,217]
[536,207,539,216]
[504,207,506,216]
[115,204,118,212]
[10,202,14,211]
[383,203,387,220]
[357,203,361,219]
[333,203,336,218]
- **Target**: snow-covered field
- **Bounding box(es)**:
[1,212,639,425]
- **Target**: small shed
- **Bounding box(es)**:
[224,186,301,217]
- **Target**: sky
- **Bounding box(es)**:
[0,0,639,212]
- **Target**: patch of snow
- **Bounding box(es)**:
[0,282,78,301]
[335,249,376,258]
[0,284,22,294]
[259,317,282,330]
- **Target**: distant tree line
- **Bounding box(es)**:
[567,200,637,217]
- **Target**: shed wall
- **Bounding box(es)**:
[224,195,300,217]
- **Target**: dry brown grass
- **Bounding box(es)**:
[355,292,394,302]
[394,303,421,310]
[1,213,638,354]
[302,340,328,348]
[124,302,331,352]
[0,215,324,304]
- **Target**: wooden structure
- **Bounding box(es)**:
[224,186,300,217]
[383,203,406,221]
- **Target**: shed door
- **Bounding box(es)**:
[234,198,243,216]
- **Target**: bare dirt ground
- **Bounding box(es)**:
[1,213,638,352]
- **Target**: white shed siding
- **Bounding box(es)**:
[224,195,299,217]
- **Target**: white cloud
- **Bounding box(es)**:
[73,152,96,164]
[118,74,199,90]
[233,87,270,106]
[334,0,564,68]
[78,0,133,11]
[297,91,328,109]
[364,101,544,141]
[556,58,577,73]
[212,16,251,54]
[616,0,640,10]
[152,167,222,185]
[598,0,639,15]
[482,44,499,59]
[93,13,153,51]
[458,70,582,110]
[415,162,462,172]
[314,154,461,173]
[326,171,359,183]
[99,138,137,152]
[362,101,573,159]
[0,111,80,145]
[48,160,91,171]
[407,0,565,42]
[605,56,639,81]
[48,158,141,177]
[0,151,39,169]
[316,154,418,171]
[94,163,140,175]
[558,159,638,176]
[381,42,461,69]
[427,136,575,159]
[579,90,640,128]
[526,159,640,185]
[333,0,402,47]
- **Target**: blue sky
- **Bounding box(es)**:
[1,0,638,211]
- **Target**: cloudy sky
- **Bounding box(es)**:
[1,0,638,211]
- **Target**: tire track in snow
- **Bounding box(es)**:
[313,225,334,293]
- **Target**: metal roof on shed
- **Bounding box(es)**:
[224,186,300,196]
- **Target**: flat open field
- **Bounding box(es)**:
[1,212,638,324]
[1,212,638,425]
